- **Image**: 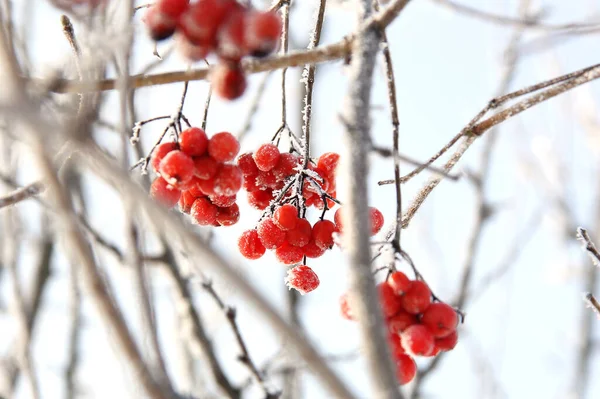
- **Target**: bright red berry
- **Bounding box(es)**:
[178,190,197,213]
[317,152,340,176]
[216,203,240,226]
[255,169,278,189]
[303,240,326,258]
[420,303,458,338]
[238,230,266,260]
[388,311,418,335]
[194,155,219,180]
[217,10,248,60]
[156,0,189,18]
[179,127,208,157]
[151,142,177,172]
[245,11,282,57]
[334,207,344,232]
[370,207,384,235]
[388,271,411,296]
[285,265,319,295]
[275,242,304,265]
[210,63,247,100]
[378,283,403,318]
[401,325,435,357]
[388,332,405,359]
[312,219,336,249]
[286,218,312,247]
[237,152,260,176]
[253,143,281,172]
[435,330,458,352]
[395,354,417,385]
[209,194,236,208]
[339,293,354,320]
[273,204,298,231]
[257,218,286,249]
[208,132,240,163]
[213,164,243,196]
[159,150,195,187]
[150,177,181,208]
[144,6,176,41]
[178,0,236,47]
[272,152,300,179]
[247,189,273,210]
[196,176,216,196]
[401,280,431,314]
[190,197,218,225]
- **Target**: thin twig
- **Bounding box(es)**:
[0,182,44,209]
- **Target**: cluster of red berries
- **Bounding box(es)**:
[237,147,339,211]
[149,127,243,226]
[341,271,460,385]
[144,0,282,100]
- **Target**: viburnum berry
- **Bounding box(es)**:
[151,142,177,172]
[370,207,384,235]
[275,242,304,265]
[213,164,243,196]
[194,155,219,180]
[156,0,189,19]
[244,11,282,57]
[420,302,459,338]
[388,311,418,334]
[312,219,336,249]
[317,152,340,176]
[435,330,458,352]
[178,0,234,47]
[334,207,344,232]
[401,325,435,356]
[388,332,405,359]
[208,132,240,163]
[175,33,211,61]
[159,150,195,187]
[303,240,326,258]
[424,344,441,357]
[185,176,206,197]
[253,143,281,172]
[285,265,319,295]
[395,354,417,385]
[339,293,354,320]
[196,176,216,196]
[217,10,247,61]
[190,197,218,225]
[257,218,286,249]
[209,194,236,208]
[401,280,432,314]
[272,152,299,179]
[378,283,403,318]
[273,204,298,231]
[237,152,259,176]
[388,271,411,296]
[150,177,181,208]
[210,62,247,100]
[216,203,240,226]
[238,230,266,260]
[286,218,312,248]
[247,188,273,209]
[144,6,176,41]
[255,169,278,189]
[178,190,197,213]
[179,127,208,157]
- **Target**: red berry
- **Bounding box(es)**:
[285,265,319,295]
[178,190,197,213]
[175,33,211,61]
[272,152,300,179]
[156,0,189,18]
[245,11,282,57]
[395,354,417,385]
[190,197,218,225]
[253,143,281,172]
[255,169,278,189]
[378,283,403,318]
[286,218,312,247]
[317,152,340,176]
[388,332,405,359]
[420,303,458,338]
[178,0,236,47]
[144,6,176,41]
[247,189,273,210]
[424,344,441,357]
[185,176,205,197]
[388,271,411,296]
[275,242,304,265]
[213,164,243,196]
[435,330,458,352]
[216,203,240,226]
[257,218,286,250]
[334,207,344,232]
[217,10,248,60]
[150,177,181,208]
[339,294,354,320]
[401,280,431,314]
[152,142,178,172]
[273,204,298,231]
[303,240,326,258]
[401,325,435,357]
[312,219,336,249]
[210,63,247,100]
[194,155,219,180]
[388,311,418,334]
[159,150,195,188]
[196,176,216,196]
[237,152,259,176]
[209,194,236,208]
[238,230,266,260]
[179,127,208,157]
[208,132,240,163]
[370,207,384,235]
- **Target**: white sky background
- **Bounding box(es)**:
[2,0,600,398]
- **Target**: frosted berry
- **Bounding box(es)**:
[378,283,402,318]
[395,354,417,385]
[388,311,418,334]
[213,164,243,196]
[317,152,340,176]
[401,280,431,314]
[196,176,216,196]
[275,242,304,265]
[150,177,181,208]
[273,204,298,231]
[303,240,326,258]
[179,127,208,156]
[401,325,435,356]
[285,265,319,295]
[159,150,195,187]
[420,302,458,338]
[144,6,176,41]
[210,63,247,100]
[388,332,405,358]
[178,190,197,213]
[245,11,282,57]
[190,197,218,225]
[388,271,411,296]
[257,218,286,249]
[272,152,300,179]
[151,142,178,172]
[247,189,273,210]
[208,132,240,163]
[286,218,312,247]
[238,230,266,260]
[194,155,219,180]
[370,207,384,235]
[435,330,458,352]
[253,143,281,172]
[216,203,240,226]
[312,219,336,249]
[237,152,259,176]
[209,194,236,208]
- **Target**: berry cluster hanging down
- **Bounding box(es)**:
[150,127,243,226]
[341,271,460,385]
[144,0,282,100]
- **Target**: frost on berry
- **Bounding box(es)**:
[159,150,195,187]
[303,240,326,258]
[317,152,340,175]
[190,197,218,225]
[238,230,266,260]
[179,127,208,156]
[420,302,459,338]
[401,280,432,314]
[209,194,236,208]
[312,219,336,249]
[275,242,304,265]
[208,132,240,162]
[388,271,411,296]
[253,143,281,172]
[194,155,219,180]
[273,204,298,231]
[213,164,243,196]
[395,354,417,385]
[247,189,273,210]
[388,311,418,335]
[285,265,319,295]
[286,218,312,247]
[257,218,286,249]
[435,330,458,352]
[237,152,259,176]
[150,177,181,208]
[216,203,240,226]
[401,325,435,357]
[151,142,178,172]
